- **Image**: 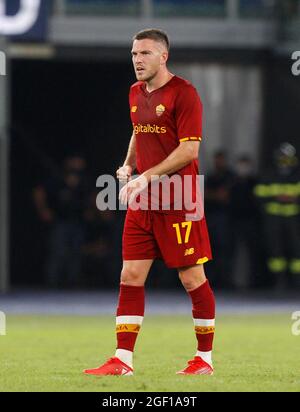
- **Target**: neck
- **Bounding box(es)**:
[145,69,173,93]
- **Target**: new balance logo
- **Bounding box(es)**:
[185,247,195,256]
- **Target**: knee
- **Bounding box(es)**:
[178,271,206,292]
[121,266,145,286]
[179,275,198,291]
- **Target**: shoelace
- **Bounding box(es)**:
[106,357,118,365]
[105,357,130,370]
[186,358,205,371]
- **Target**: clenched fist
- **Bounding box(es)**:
[116,165,133,183]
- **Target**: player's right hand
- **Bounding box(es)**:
[116,165,132,183]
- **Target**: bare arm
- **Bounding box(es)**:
[143,141,200,182]
[33,186,54,222]
[123,132,136,170]
[116,132,136,182]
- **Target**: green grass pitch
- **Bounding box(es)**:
[0,314,299,392]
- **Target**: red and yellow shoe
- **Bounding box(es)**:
[176,356,214,375]
[83,357,133,376]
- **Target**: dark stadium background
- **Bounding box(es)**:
[0,1,299,394]
[0,0,299,291]
[9,55,299,287]
[10,61,132,286]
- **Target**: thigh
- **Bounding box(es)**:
[122,208,161,261]
[152,212,212,269]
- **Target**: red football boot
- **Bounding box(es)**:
[83,357,133,376]
[176,356,214,375]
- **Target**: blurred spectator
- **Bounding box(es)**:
[205,151,235,289]
[33,155,91,287]
[230,155,262,289]
[254,143,300,288]
[82,200,123,288]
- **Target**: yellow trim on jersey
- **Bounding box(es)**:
[179,137,202,142]
[116,324,141,333]
[196,257,209,265]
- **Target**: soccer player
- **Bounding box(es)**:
[84,29,215,376]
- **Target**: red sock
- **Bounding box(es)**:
[116,284,145,352]
[188,280,215,352]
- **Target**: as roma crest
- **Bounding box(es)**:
[156,104,165,117]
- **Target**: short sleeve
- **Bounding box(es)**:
[175,85,203,142]
[129,86,134,118]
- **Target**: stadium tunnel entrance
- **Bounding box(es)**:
[10,59,135,289]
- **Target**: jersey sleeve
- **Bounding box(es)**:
[175,85,203,142]
[129,86,134,119]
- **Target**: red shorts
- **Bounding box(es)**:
[122,208,212,268]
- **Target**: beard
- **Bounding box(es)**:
[136,68,158,83]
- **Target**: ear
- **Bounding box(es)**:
[160,51,169,65]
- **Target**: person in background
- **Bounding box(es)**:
[82,203,123,288]
[230,155,262,289]
[33,154,91,288]
[205,151,235,289]
[254,143,300,288]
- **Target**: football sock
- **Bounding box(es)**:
[196,350,212,367]
[115,349,133,368]
[115,284,145,367]
[188,280,215,366]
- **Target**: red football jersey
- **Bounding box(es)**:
[129,75,203,216]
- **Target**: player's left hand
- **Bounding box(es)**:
[119,174,149,205]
